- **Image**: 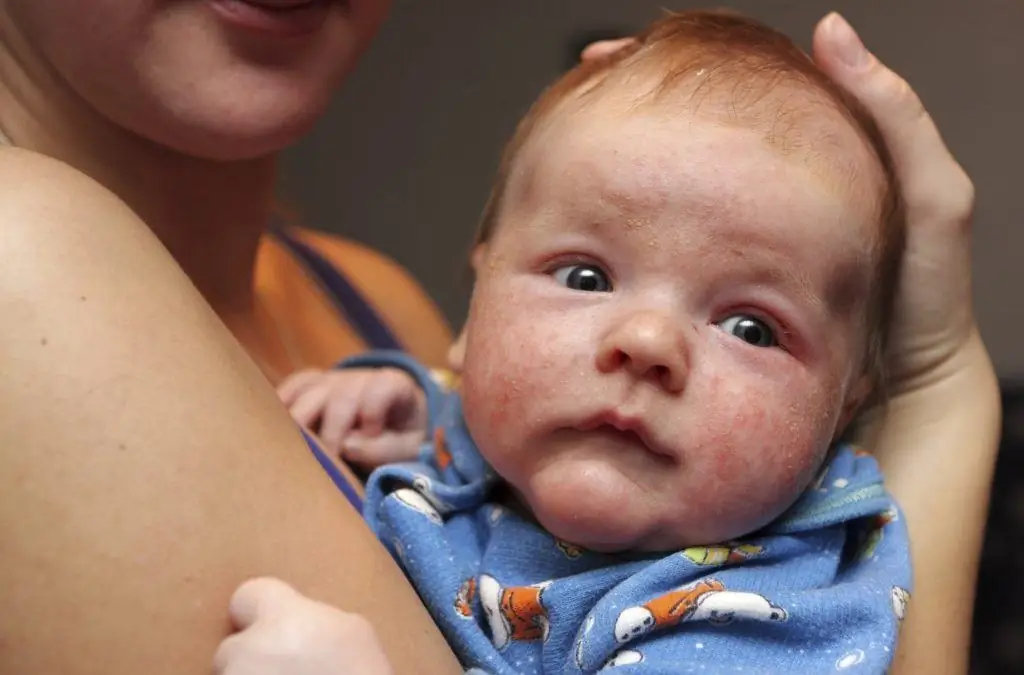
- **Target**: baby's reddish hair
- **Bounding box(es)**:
[475,9,904,399]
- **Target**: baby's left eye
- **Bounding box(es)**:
[717,314,777,348]
[551,263,612,292]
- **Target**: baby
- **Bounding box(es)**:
[245,10,911,675]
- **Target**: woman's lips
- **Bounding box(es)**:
[242,0,320,7]
[209,0,335,37]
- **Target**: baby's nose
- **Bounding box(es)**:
[596,310,690,393]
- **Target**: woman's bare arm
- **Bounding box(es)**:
[0,149,461,675]
[810,14,999,674]
[867,335,1000,675]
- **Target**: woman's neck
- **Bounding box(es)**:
[0,34,277,318]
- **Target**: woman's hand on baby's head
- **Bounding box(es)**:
[214,577,394,675]
[812,13,978,394]
[277,367,427,468]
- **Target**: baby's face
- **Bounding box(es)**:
[460,99,883,552]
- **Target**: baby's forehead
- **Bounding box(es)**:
[597,66,874,173]
[522,73,888,233]
[500,87,884,284]
[521,78,881,206]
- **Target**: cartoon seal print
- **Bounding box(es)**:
[429,367,459,391]
[454,577,477,619]
[614,579,725,644]
[859,506,898,559]
[433,427,453,471]
[410,474,452,515]
[682,543,764,566]
[556,539,586,560]
[574,615,596,668]
[390,537,409,569]
[688,590,788,625]
[601,650,644,669]
[851,445,872,458]
[391,487,443,526]
[891,586,910,622]
[487,504,507,526]
[478,574,552,650]
[614,579,787,644]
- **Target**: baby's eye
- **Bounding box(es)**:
[717,314,777,348]
[551,264,612,292]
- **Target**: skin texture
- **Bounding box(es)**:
[0,6,999,675]
[0,149,462,675]
[461,98,883,552]
[0,2,462,674]
[0,0,389,160]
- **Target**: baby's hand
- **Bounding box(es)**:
[278,367,427,468]
[214,577,394,675]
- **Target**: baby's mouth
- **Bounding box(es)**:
[577,413,678,463]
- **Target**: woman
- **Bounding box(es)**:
[0,2,997,674]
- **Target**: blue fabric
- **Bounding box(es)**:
[345,352,912,674]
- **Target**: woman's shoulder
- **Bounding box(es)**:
[0,147,134,215]
[0,148,145,263]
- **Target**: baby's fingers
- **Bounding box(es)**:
[319,394,360,457]
[288,381,335,429]
[276,369,326,407]
[343,431,425,468]
[357,369,426,436]
[227,577,299,630]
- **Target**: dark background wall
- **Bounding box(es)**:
[282,6,1022,671]
[283,0,1024,380]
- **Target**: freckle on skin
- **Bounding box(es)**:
[40,337,47,346]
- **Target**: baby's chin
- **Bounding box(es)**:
[516,470,790,554]
[518,482,758,554]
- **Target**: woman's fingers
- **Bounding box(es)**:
[580,37,636,62]
[812,12,977,383]
[812,13,974,228]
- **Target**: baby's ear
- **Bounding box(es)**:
[447,328,467,373]
[449,245,488,374]
[470,243,488,274]
[837,374,873,436]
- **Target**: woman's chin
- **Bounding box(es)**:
[135,103,325,161]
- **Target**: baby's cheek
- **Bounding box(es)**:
[687,374,839,534]
[462,302,568,456]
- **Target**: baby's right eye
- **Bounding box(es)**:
[551,264,612,292]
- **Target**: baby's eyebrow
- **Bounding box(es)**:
[740,262,824,310]
[723,245,870,318]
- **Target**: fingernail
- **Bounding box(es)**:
[825,12,870,69]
